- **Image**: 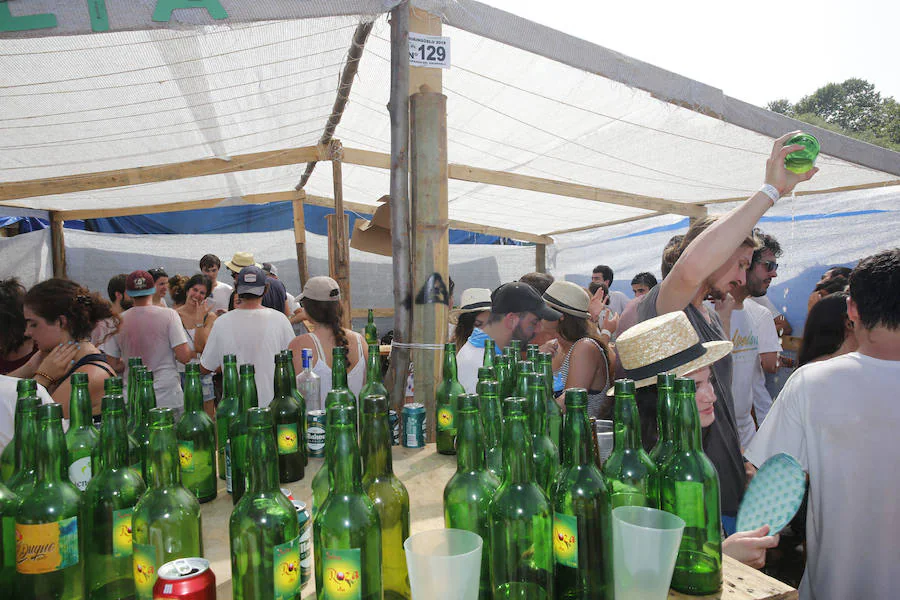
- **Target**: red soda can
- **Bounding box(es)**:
[152,557,216,599]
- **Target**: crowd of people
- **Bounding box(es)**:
[0,134,896,599]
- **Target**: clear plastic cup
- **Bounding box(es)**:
[594,419,614,463]
[612,506,685,600]
[404,528,483,600]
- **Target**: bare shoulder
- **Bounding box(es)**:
[289,333,315,350]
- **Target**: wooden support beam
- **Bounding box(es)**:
[546,211,667,236]
[291,191,309,287]
[330,141,351,330]
[0,146,321,202]
[50,212,66,278]
[351,308,394,319]
[535,243,546,273]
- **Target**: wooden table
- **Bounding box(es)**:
[201,445,797,600]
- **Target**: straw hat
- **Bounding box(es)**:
[542,281,590,319]
[449,288,492,324]
[224,251,261,273]
[610,311,733,394]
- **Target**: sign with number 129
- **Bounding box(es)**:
[409,33,450,69]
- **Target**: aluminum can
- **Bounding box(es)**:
[389,409,400,445]
[292,500,312,588]
[307,409,326,458]
[281,487,295,501]
[152,557,216,599]
[402,403,426,448]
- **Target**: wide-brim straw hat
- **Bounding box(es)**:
[542,281,590,319]
[609,311,733,395]
[449,288,492,324]
[224,251,261,273]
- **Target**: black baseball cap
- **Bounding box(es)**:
[491,282,562,321]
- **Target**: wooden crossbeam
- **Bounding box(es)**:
[701,179,900,205]
[546,211,668,236]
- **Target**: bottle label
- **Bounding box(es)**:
[225,440,233,493]
[553,512,579,569]
[436,407,455,432]
[133,542,158,599]
[322,548,362,599]
[277,423,300,455]
[111,508,134,558]
[178,440,195,473]
[68,456,92,491]
[15,516,80,574]
[273,535,302,599]
[674,480,706,528]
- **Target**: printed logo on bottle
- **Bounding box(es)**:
[178,440,195,473]
[323,548,362,599]
[15,516,80,574]
[68,456,92,491]
[111,508,134,558]
[225,440,233,493]
[132,542,157,599]
[273,535,301,599]
[436,407,454,431]
[277,424,300,455]
[552,512,579,569]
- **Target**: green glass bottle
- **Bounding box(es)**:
[489,398,553,599]
[435,342,465,455]
[104,375,124,399]
[659,377,722,595]
[312,388,358,518]
[539,352,562,450]
[443,393,500,600]
[361,394,410,600]
[552,389,612,600]
[649,373,677,470]
[133,370,157,481]
[482,339,497,375]
[494,355,513,402]
[270,354,305,483]
[331,346,357,409]
[364,308,379,346]
[65,372,100,492]
[228,364,260,504]
[216,354,240,481]
[132,408,203,600]
[314,404,382,600]
[175,364,217,503]
[7,397,41,501]
[521,372,560,496]
[359,344,389,465]
[526,344,540,363]
[125,357,143,434]
[15,403,83,597]
[602,379,657,509]
[230,407,302,600]
[477,367,503,478]
[82,394,147,600]
[0,481,17,595]
[282,349,309,467]
[0,379,37,482]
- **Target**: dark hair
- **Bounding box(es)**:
[302,297,349,352]
[631,272,658,289]
[849,248,900,331]
[798,292,849,366]
[167,275,190,306]
[148,267,168,281]
[25,278,119,342]
[827,266,852,280]
[0,278,27,356]
[661,234,684,279]
[592,265,614,284]
[555,313,613,386]
[453,310,484,350]
[518,272,554,295]
[814,275,848,295]
[199,254,221,270]
[588,281,610,304]
[185,273,212,297]
[675,216,758,265]
[107,274,127,302]
[751,229,783,264]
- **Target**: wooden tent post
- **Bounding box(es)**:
[292,191,309,287]
[50,211,66,278]
[329,141,352,329]
[535,243,547,273]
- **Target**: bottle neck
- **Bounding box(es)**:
[222,362,239,398]
[302,353,312,372]
[362,411,393,478]
[613,392,643,450]
[502,413,534,484]
[443,349,459,382]
[183,371,203,413]
[246,424,280,493]
[332,355,349,390]
[284,358,299,392]
[16,408,38,472]
[455,408,486,472]
[36,415,67,482]
[674,390,703,451]
[657,386,675,443]
[139,380,157,421]
[100,410,130,470]
[527,386,546,437]
[240,375,259,409]
[273,361,292,399]
[331,423,363,493]
[561,404,592,467]
[147,423,181,488]
[478,389,500,447]
[483,342,495,367]
[366,352,383,387]
[69,382,93,429]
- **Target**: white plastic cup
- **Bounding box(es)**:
[612,506,685,600]
[404,528,483,600]
[594,419,614,463]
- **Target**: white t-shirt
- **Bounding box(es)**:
[749,294,782,318]
[729,300,781,447]
[607,290,629,316]
[0,374,54,452]
[456,339,486,395]
[200,307,295,408]
[102,305,189,410]
[207,281,233,314]
[745,353,900,600]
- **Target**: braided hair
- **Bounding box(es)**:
[301,297,348,353]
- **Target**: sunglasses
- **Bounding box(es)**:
[758,260,778,272]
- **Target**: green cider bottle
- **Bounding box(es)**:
[82,394,147,600]
[476,367,503,478]
[482,339,497,375]
[269,354,305,483]
[526,344,540,363]
[132,408,203,600]
[331,346,358,410]
[102,374,140,474]
[443,393,501,600]
[175,364,217,503]
[230,407,302,600]
[659,377,723,595]
[15,403,84,597]
[495,355,514,402]
[435,342,465,455]
[312,389,357,517]
[489,397,554,599]
[0,378,38,482]
[314,404,382,600]
[216,354,240,481]
[7,397,41,501]
[552,389,613,600]
[133,370,158,481]
[229,364,260,504]
[361,394,411,600]
[649,373,677,470]
[539,352,562,450]
[282,349,309,467]
[359,345,389,466]
[365,308,379,346]
[520,372,560,496]
[0,481,17,595]
[125,357,143,434]
[602,379,657,509]
[66,372,99,492]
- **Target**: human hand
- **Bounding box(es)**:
[538,339,559,357]
[713,293,738,318]
[589,287,607,321]
[765,131,819,196]
[37,342,80,381]
[601,310,619,335]
[744,461,758,483]
[722,525,780,569]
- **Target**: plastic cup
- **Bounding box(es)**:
[612,506,685,600]
[594,419,614,463]
[404,528,483,600]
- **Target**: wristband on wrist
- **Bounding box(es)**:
[600,328,612,339]
[759,183,780,204]
[35,370,57,386]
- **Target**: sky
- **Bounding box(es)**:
[480,0,900,109]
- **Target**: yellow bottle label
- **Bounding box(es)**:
[178,441,195,473]
[437,407,454,431]
[277,423,299,455]
[112,508,134,558]
[133,542,158,600]
[323,547,362,600]
[15,516,79,574]
[553,512,579,568]
[273,535,301,599]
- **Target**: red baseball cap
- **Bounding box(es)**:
[126,270,155,297]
